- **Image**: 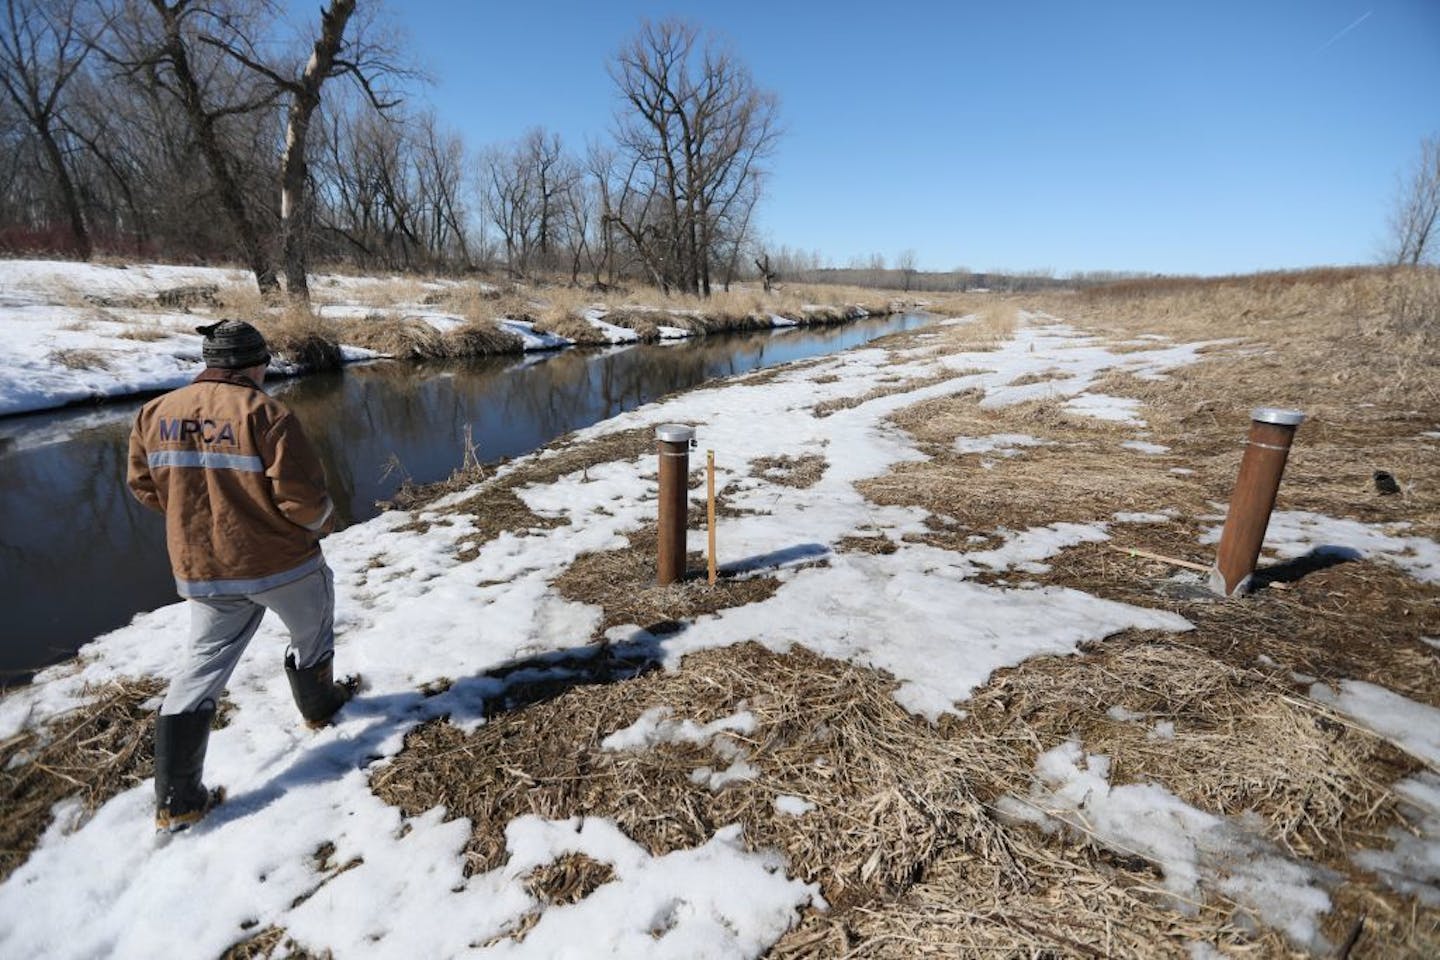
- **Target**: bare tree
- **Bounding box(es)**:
[104,0,284,291]
[0,0,96,258]
[481,141,536,276]
[1390,136,1440,266]
[608,19,779,297]
[897,248,917,291]
[199,0,404,299]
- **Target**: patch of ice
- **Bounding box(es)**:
[1122,439,1170,454]
[657,325,692,340]
[1422,636,1440,651]
[768,313,798,328]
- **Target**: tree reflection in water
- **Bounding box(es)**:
[0,313,924,678]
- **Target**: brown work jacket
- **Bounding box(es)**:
[127,368,335,597]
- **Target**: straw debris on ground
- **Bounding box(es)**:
[0,678,164,882]
[365,267,1438,957]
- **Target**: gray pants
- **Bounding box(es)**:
[161,562,336,716]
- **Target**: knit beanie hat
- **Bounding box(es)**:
[196,320,270,369]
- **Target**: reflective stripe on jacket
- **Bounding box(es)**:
[126,368,335,597]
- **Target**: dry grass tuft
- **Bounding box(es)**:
[523,853,616,905]
[749,453,828,489]
[0,678,164,882]
[220,926,326,960]
[253,306,343,371]
[116,323,171,342]
[553,528,781,637]
[47,347,111,370]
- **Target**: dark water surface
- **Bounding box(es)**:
[0,314,927,678]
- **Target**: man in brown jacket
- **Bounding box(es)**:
[128,319,356,832]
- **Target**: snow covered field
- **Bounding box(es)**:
[1,293,1437,957]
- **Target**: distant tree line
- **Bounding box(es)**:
[0,4,779,299]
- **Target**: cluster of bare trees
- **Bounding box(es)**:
[0,0,407,296]
[2,5,782,299]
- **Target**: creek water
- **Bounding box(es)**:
[0,312,928,679]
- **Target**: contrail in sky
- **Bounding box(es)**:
[1313,9,1373,55]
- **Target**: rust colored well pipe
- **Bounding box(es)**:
[656,424,695,585]
[1209,408,1305,597]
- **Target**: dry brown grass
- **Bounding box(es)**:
[553,528,782,637]
[251,306,344,370]
[220,926,326,960]
[0,678,164,882]
[46,347,111,370]
[371,644,1000,911]
[116,322,171,342]
[188,275,921,367]
[370,638,1418,957]
[749,453,828,488]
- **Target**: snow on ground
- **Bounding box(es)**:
[1200,510,1440,584]
[1351,773,1440,907]
[7,313,1427,956]
[953,432,1050,456]
[597,681,762,794]
[581,307,639,344]
[1308,679,1440,767]
[1305,683,1440,905]
[1122,439,1170,454]
[996,741,1337,952]
[601,706,756,752]
[495,318,572,351]
[0,261,602,417]
[0,260,396,416]
[1064,392,1147,425]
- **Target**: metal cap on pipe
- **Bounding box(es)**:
[1251,408,1305,427]
[656,424,695,444]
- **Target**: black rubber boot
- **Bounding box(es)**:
[285,651,358,729]
[154,708,222,833]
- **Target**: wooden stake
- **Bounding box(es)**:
[707,450,717,585]
[1107,544,1210,573]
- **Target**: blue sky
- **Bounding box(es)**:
[340,1,1437,275]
